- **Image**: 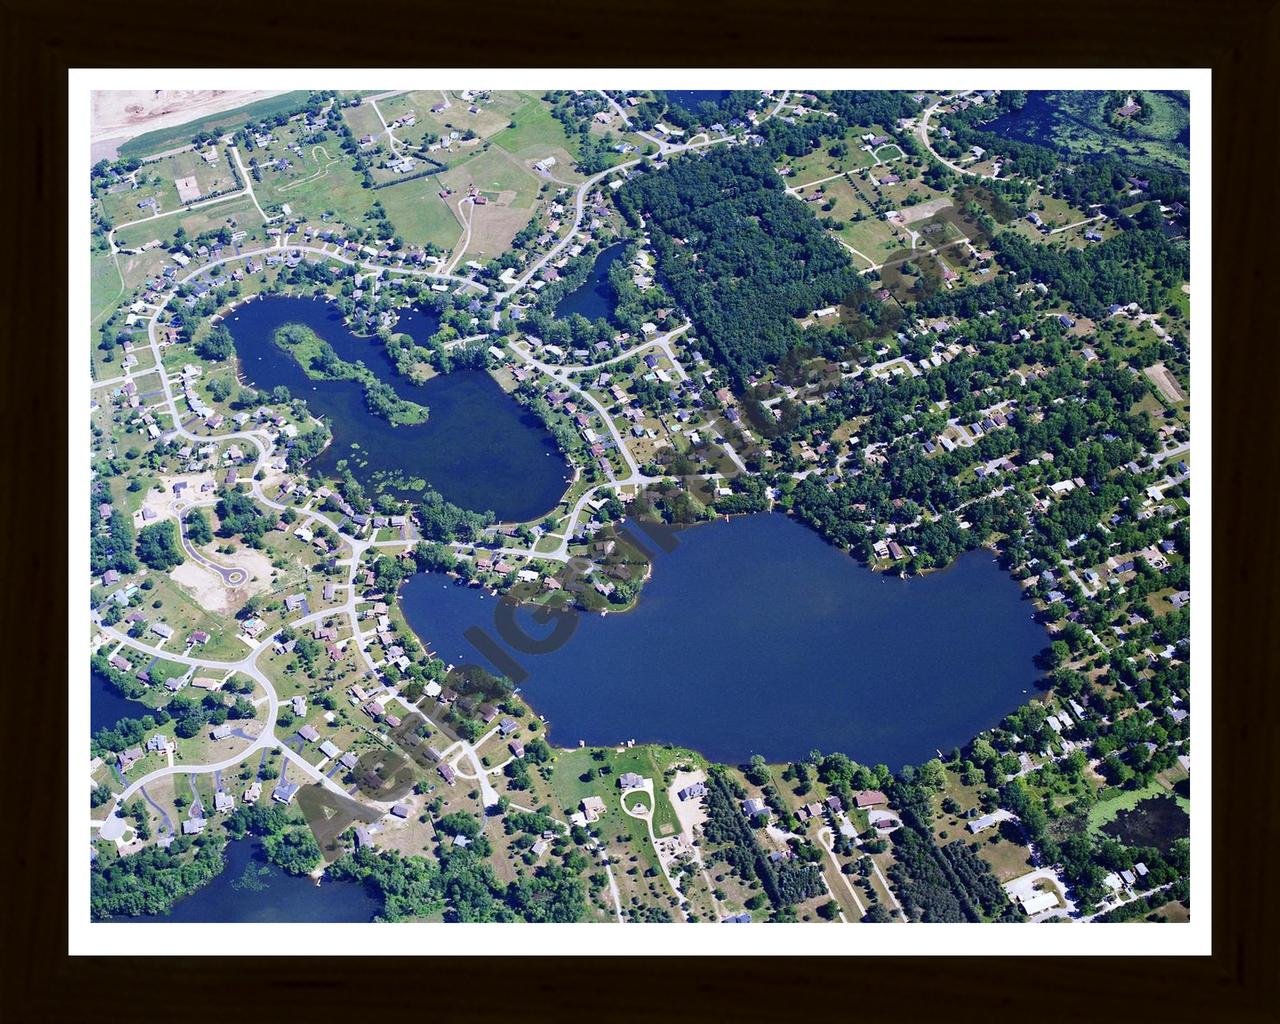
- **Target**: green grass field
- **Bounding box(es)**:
[801,175,909,268]
[90,248,125,335]
[782,125,878,185]
[341,101,386,141]
[256,153,378,232]
[100,150,242,229]
[1086,778,1190,834]
[379,90,531,152]
[117,92,313,160]
[375,178,464,250]
[440,146,541,208]
[547,745,689,840]
[491,96,581,163]
[114,192,264,251]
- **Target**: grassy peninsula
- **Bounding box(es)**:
[272,322,429,426]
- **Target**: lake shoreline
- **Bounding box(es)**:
[223,294,571,522]
[399,513,1050,767]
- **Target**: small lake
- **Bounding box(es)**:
[665,90,732,112]
[554,244,624,323]
[400,514,1049,767]
[92,670,145,734]
[982,91,1061,148]
[224,296,570,522]
[133,838,379,923]
[982,90,1190,161]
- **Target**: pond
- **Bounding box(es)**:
[554,243,625,323]
[132,838,379,923]
[981,91,1062,148]
[664,90,732,112]
[981,90,1190,162]
[92,670,146,735]
[400,514,1050,767]
[1100,795,1190,854]
[224,296,570,522]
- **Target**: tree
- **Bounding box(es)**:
[184,508,212,545]
[215,488,273,546]
[263,828,323,875]
[918,758,947,792]
[135,521,184,571]
[195,324,235,361]
[208,377,232,402]
[744,754,770,786]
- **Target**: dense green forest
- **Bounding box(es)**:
[994,229,1189,319]
[91,838,224,919]
[615,146,863,381]
[700,768,826,915]
[329,836,586,923]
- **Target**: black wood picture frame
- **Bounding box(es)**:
[2,1,1274,1018]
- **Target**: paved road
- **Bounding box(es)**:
[93,89,802,839]
[917,91,996,179]
[445,197,476,276]
[499,90,790,302]
[173,499,248,586]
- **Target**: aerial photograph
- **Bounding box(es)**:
[82,82,1195,933]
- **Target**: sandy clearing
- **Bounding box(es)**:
[91,90,289,159]
[1144,362,1186,404]
[668,769,709,841]
[169,544,274,615]
[898,196,954,224]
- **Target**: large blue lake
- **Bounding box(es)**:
[223,296,570,522]
[401,514,1049,767]
[555,244,624,322]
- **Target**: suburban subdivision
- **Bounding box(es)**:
[86,87,1193,926]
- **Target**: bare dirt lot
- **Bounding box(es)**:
[170,545,274,616]
[1145,363,1186,404]
[668,769,709,840]
[897,196,954,224]
[91,90,287,160]
[461,205,535,263]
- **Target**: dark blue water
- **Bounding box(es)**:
[400,514,1049,767]
[135,838,379,923]
[555,244,624,322]
[983,90,1190,160]
[665,90,732,112]
[92,670,146,734]
[982,91,1059,147]
[224,296,570,521]
[390,304,442,345]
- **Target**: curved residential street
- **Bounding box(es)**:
[92,87,795,861]
[917,91,997,179]
[173,499,248,586]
